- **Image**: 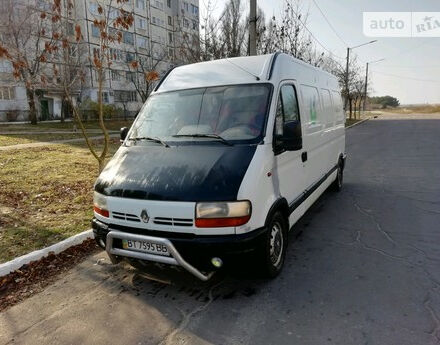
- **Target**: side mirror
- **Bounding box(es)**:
[276,121,302,151]
[120,127,128,142]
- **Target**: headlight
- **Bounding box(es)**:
[93,192,109,218]
[195,201,251,227]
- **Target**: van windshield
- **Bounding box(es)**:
[128,84,271,144]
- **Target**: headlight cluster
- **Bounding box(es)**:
[93,192,109,218]
[195,201,251,227]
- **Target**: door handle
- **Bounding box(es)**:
[301,152,308,162]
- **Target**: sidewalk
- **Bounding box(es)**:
[0,130,118,135]
[0,134,119,151]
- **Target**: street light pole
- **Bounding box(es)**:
[344,40,378,111]
[249,0,257,56]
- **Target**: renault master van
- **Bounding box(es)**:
[92,52,346,280]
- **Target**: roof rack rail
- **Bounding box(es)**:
[267,52,281,80]
[154,66,176,92]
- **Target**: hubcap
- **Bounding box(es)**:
[270,221,284,267]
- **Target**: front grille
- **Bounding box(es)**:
[112,211,141,222]
[153,217,193,227]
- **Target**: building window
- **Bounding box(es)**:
[110,48,125,61]
[136,0,145,10]
[126,71,136,83]
[168,48,174,59]
[183,2,189,11]
[115,90,137,102]
[154,0,163,9]
[137,17,146,29]
[126,52,135,62]
[192,20,197,30]
[123,31,134,45]
[109,8,118,20]
[0,60,12,73]
[138,37,148,49]
[191,4,198,15]
[91,24,100,38]
[111,70,120,81]
[0,87,15,100]
[67,22,74,35]
[167,0,171,7]
[152,16,164,26]
[168,32,173,43]
[89,2,99,15]
[102,92,109,103]
[183,18,189,28]
[168,16,172,25]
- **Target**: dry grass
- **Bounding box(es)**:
[382,105,440,114]
[0,139,120,263]
[345,118,362,127]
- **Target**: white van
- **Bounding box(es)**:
[92,53,346,280]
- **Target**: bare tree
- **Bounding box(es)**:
[41,0,134,172]
[0,0,58,124]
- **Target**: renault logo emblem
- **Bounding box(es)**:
[140,210,149,223]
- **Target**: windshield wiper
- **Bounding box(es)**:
[127,136,169,148]
[172,133,232,146]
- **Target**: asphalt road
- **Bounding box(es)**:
[1,113,440,345]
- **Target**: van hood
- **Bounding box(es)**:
[94,144,257,202]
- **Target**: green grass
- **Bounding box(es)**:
[0,119,134,133]
[0,139,121,263]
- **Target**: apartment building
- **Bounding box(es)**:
[0,0,200,122]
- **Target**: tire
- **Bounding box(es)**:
[331,161,343,192]
[259,211,288,278]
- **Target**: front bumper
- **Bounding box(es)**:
[92,218,267,280]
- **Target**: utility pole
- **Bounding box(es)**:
[249,0,257,56]
[363,58,385,111]
[344,47,350,110]
[363,62,369,111]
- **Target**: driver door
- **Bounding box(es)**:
[273,82,306,224]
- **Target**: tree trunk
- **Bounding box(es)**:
[26,87,37,125]
[349,98,353,120]
[60,99,65,123]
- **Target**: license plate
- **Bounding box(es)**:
[122,239,170,256]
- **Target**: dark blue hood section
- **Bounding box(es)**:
[95,144,257,202]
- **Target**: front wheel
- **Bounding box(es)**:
[259,211,288,278]
[331,161,343,192]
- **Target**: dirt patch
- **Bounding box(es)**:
[0,239,100,312]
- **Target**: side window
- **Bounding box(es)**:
[300,85,321,127]
[274,84,300,138]
[320,88,333,128]
[280,85,300,122]
[331,90,344,124]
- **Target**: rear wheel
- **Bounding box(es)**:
[259,211,288,278]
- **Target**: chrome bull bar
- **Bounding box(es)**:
[105,230,214,281]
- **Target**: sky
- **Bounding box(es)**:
[201,0,440,105]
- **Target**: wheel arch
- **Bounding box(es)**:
[265,198,290,229]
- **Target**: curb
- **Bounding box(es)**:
[0,230,93,277]
[346,117,370,129]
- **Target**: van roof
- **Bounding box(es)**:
[155,53,339,93]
